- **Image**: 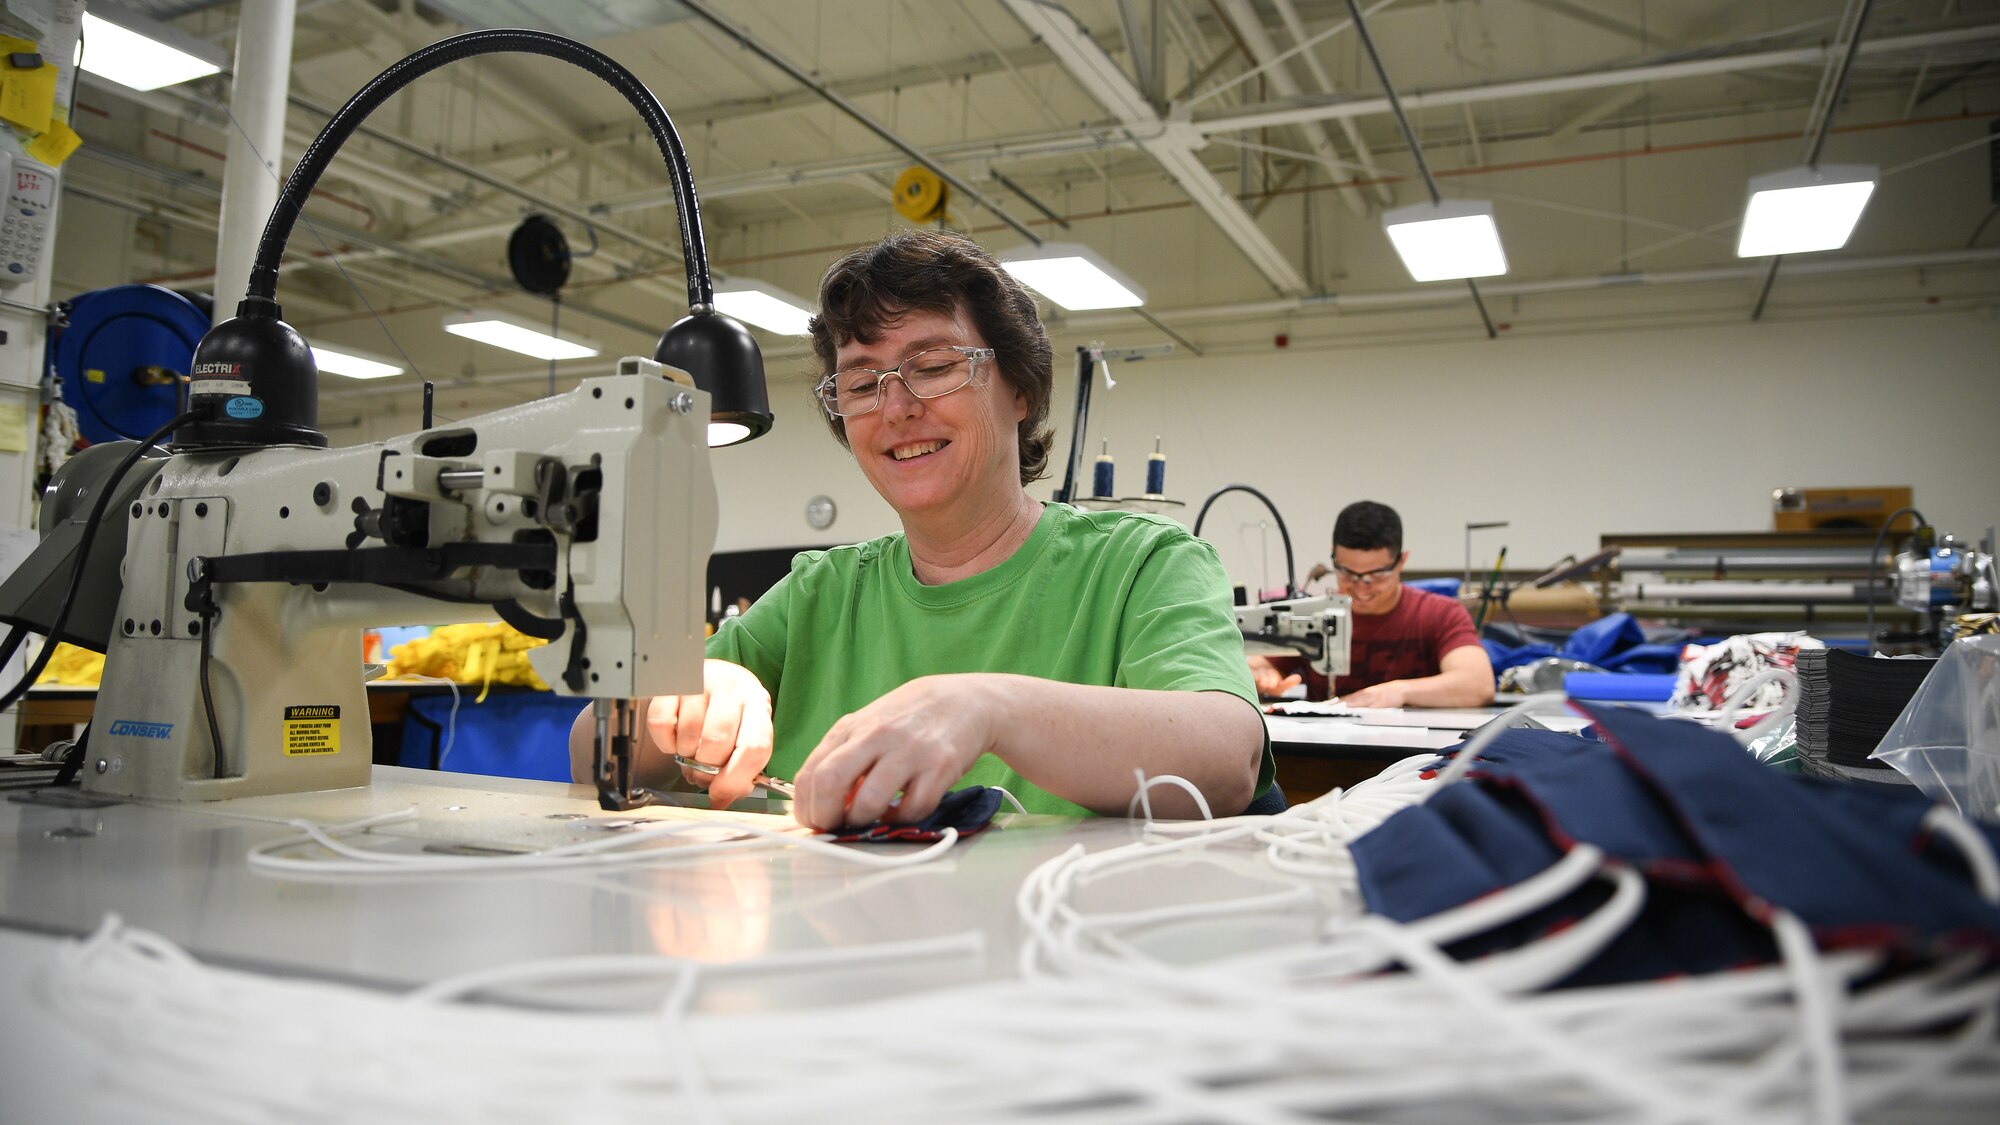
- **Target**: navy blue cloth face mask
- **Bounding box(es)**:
[832,786,1006,844]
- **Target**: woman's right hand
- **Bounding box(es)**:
[1247,654,1303,699]
[649,659,774,809]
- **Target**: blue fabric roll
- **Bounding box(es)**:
[1564,672,1677,702]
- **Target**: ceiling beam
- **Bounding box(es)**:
[1213,0,1369,214]
[1003,0,1307,295]
[1193,23,2000,136]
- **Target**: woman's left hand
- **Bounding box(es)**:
[791,675,996,831]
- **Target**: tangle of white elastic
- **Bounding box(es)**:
[37,689,2000,1123]
[245,806,962,877]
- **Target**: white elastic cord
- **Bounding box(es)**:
[1432,691,1575,789]
[1773,907,1849,1125]
[1921,805,2000,904]
[405,931,985,1005]
[246,807,962,877]
[396,674,462,763]
[1714,667,1799,747]
[1125,770,1214,825]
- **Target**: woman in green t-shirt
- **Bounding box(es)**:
[573,231,1269,830]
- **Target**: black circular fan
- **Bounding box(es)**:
[507,214,572,296]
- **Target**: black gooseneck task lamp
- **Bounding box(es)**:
[178,28,772,451]
[1192,484,1299,602]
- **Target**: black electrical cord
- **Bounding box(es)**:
[198,610,226,780]
[1191,484,1298,599]
[245,29,711,311]
[50,721,90,787]
[0,410,198,715]
[1866,506,1928,652]
[1055,347,1095,504]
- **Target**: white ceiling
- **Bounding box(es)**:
[57,0,2000,421]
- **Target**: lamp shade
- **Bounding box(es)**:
[998,243,1146,310]
[177,297,328,449]
[656,310,772,447]
[1736,165,1878,257]
[1382,199,1508,282]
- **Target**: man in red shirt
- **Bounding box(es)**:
[1251,501,1495,708]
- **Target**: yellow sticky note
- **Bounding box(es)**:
[0,63,55,134]
[25,119,80,166]
[0,36,32,57]
[0,400,26,453]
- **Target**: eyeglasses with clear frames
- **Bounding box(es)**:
[1332,562,1401,586]
[816,346,995,418]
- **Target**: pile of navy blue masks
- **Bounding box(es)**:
[1352,703,2000,987]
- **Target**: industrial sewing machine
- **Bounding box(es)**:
[0,31,770,811]
[1236,595,1353,681]
[3,358,717,804]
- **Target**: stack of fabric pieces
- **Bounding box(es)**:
[1793,649,1937,783]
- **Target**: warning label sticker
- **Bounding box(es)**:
[283,705,341,757]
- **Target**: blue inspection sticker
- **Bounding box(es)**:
[224,396,265,419]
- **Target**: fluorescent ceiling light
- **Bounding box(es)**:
[1736,165,1878,258]
[78,9,224,92]
[443,312,599,361]
[1382,200,1509,283]
[713,281,815,336]
[999,243,1145,310]
[310,346,403,380]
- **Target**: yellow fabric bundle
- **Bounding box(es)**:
[33,642,104,686]
[385,623,550,701]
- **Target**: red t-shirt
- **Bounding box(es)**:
[1294,586,1481,700]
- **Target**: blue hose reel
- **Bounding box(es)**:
[53,284,212,445]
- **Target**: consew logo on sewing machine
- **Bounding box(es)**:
[107,720,174,740]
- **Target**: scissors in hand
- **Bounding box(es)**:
[672,754,797,799]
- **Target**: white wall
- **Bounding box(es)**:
[708,306,2000,594]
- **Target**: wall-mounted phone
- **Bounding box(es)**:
[0,153,55,287]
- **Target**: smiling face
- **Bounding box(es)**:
[1332,545,1407,615]
[834,304,1027,526]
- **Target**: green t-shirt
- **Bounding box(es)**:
[707,502,1272,815]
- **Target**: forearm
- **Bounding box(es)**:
[1392,666,1495,708]
[971,675,1265,817]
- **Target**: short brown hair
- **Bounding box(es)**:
[808,229,1055,485]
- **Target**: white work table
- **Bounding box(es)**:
[0,768,1179,993]
[1264,705,1597,757]
[0,766,1309,1120]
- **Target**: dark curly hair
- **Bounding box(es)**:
[808,229,1055,485]
[1334,501,1403,556]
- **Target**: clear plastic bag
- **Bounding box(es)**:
[1872,634,2000,823]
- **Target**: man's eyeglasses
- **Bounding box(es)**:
[815,346,995,418]
[1332,562,1400,586]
